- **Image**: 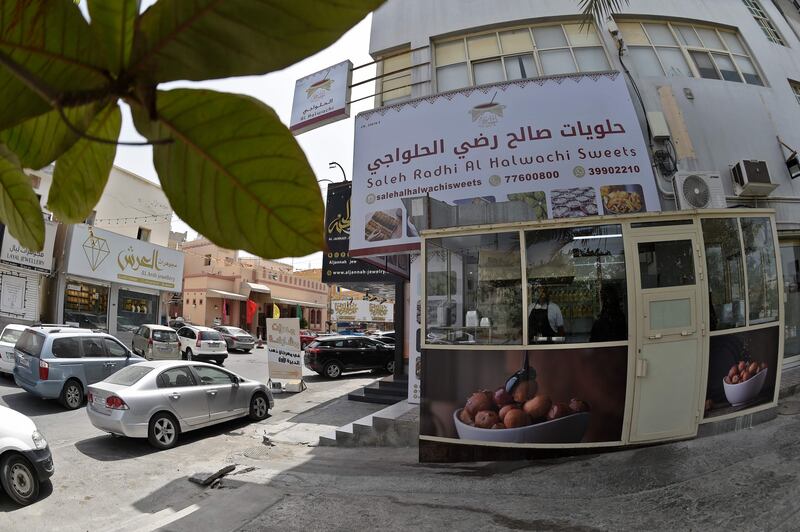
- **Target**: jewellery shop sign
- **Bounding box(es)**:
[66,224,184,291]
[351,72,659,256]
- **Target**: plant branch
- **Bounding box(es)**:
[57,106,171,146]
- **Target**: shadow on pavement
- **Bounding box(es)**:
[1,392,66,417]
[74,416,259,462]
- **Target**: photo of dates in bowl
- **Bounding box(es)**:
[453,378,591,444]
[722,360,768,407]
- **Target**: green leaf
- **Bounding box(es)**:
[48,103,121,223]
[0,0,109,129]
[0,145,44,250]
[0,103,98,170]
[131,0,383,83]
[88,0,140,75]
[132,89,324,258]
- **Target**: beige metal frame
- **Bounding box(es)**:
[419,208,784,449]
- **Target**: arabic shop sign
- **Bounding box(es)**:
[330,299,394,323]
[0,220,58,274]
[322,182,405,283]
[66,224,184,291]
[266,318,303,380]
[290,60,352,135]
[350,72,659,256]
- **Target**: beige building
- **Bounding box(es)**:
[180,239,328,337]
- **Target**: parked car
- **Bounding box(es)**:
[132,325,181,360]
[304,335,394,379]
[176,326,227,365]
[86,361,274,449]
[213,326,255,353]
[0,405,53,505]
[0,323,27,376]
[370,330,395,345]
[168,318,189,330]
[13,326,146,410]
[300,330,318,350]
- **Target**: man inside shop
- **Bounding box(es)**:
[528,282,565,343]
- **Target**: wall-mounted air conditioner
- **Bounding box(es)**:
[673,173,727,210]
[731,160,778,196]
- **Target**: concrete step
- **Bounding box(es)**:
[347,388,404,405]
[318,401,419,448]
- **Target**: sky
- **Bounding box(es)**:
[112,10,376,271]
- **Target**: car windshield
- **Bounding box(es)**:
[15,330,44,357]
[200,331,222,340]
[0,328,24,344]
[307,340,320,349]
[153,330,178,342]
[228,328,248,335]
[105,365,154,386]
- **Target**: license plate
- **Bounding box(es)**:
[93,395,105,405]
[209,342,219,347]
[157,346,171,351]
[17,355,29,368]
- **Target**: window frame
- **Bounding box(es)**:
[742,0,787,45]
[791,79,800,105]
[619,20,765,86]
[433,21,613,93]
[81,336,109,358]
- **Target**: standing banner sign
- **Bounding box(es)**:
[350,72,659,257]
[290,60,352,135]
[266,318,304,391]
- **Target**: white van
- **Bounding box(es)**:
[0,405,53,505]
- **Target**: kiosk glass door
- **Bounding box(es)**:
[630,232,704,442]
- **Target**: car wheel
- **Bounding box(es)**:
[249,393,269,421]
[59,379,84,410]
[185,349,194,361]
[323,361,342,379]
[385,360,395,374]
[0,453,39,506]
[148,412,179,450]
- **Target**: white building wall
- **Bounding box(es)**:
[370,0,800,230]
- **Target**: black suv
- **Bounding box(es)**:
[304,336,394,379]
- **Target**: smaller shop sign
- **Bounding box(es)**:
[330,299,394,322]
[0,220,57,274]
[65,224,184,292]
[290,60,352,135]
[266,318,303,381]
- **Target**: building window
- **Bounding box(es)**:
[434,22,610,92]
[204,254,211,266]
[742,0,786,45]
[137,227,151,241]
[618,21,764,85]
[791,80,800,104]
[379,48,412,105]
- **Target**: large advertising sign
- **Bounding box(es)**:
[0,220,57,274]
[290,60,352,135]
[266,318,303,380]
[322,182,403,283]
[66,224,184,291]
[351,72,659,257]
[330,299,393,323]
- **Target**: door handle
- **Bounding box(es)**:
[680,330,693,336]
[647,333,662,340]
[206,390,217,396]
[169,393,180,400]
[104,362,117,367]
[636,358,648,377]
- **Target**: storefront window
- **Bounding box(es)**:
[780,243,800,358]
[741,218,779,324]
[638,240,695,289]
[702,218,746,330]
[64,280,108,331]
[117,289,159,332]
[525,224,627,344]
[426,232,522,345]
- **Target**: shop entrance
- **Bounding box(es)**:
[629,229,704,443]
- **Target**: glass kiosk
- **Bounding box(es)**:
[419,209,783,461]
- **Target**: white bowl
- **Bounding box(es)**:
[723,368,768,407]
[453,409,590,444]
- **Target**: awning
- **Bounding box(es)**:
[271,297,326,308]
[244,282,271,293]
[207,289,248,301]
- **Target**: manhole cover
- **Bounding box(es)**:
[778,401,800,416]
[243,446,271,460]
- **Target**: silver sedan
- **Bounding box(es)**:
[86,361,274,449]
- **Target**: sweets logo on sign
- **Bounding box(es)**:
[369,303,389,321]
[333,301,358,321]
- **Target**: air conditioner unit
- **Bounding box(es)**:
[673,173,727,210]
[731,160,778,196]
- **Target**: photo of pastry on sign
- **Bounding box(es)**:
[365,209,403,241]
[600,184,645,215]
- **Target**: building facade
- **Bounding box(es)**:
[180,239,328,337]
[367,0,800,367]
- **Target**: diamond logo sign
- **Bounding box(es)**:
[82,234,110,271]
